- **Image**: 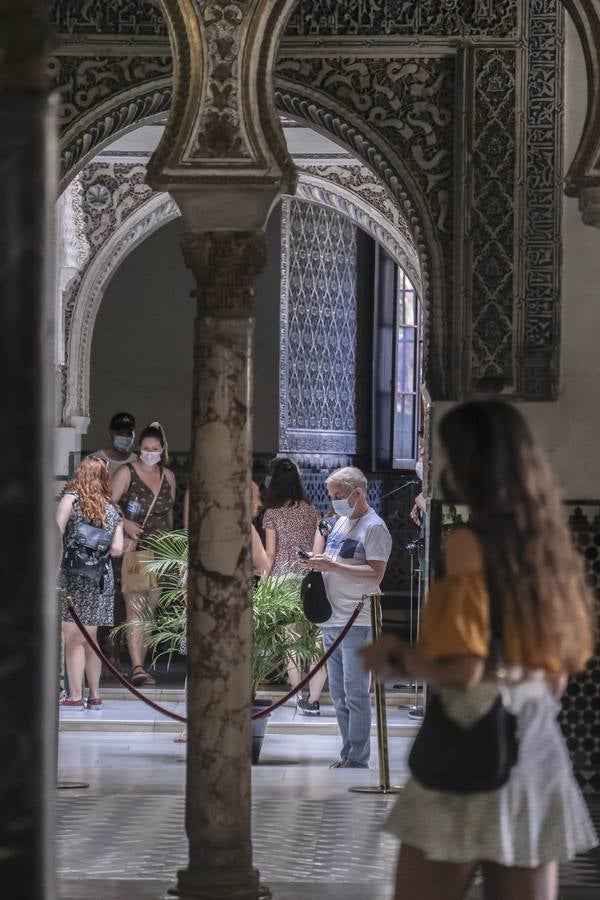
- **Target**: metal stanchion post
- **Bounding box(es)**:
[350,594,402,795]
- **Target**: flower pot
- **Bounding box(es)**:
[251,698,272,764]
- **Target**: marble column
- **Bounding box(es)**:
[174,230,268,900]
[0,1,57,896]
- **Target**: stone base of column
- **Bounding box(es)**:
[168,867,271,900]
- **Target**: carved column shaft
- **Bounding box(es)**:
[0,0,57,895]
[176,231,268,900]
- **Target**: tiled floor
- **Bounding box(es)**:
[57,710,600,900]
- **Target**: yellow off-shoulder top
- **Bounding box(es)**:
[418,571,563,674]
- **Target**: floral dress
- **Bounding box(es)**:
[58,492,121,626]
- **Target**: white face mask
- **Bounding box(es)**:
[415,460,424,481]
[331,492,356,518]
[140,450,162,466]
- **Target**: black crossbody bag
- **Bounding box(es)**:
[408,539,520,794]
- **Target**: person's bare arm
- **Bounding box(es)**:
[166,470,176,530]
[312,528,325,555]
[111,465,142,540]
[56,493,75,534]
[304,555,387,583]
[265,528,277,573]
[111,522,124,557]
[183,487,190,530]
[252,525,269,576]
[361,528,486,690]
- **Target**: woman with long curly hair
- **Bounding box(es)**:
[363,400,597,900]
[57,456,123,710]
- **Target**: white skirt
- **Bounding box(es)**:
[385,681,598,867]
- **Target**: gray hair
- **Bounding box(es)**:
[326,466,368,492]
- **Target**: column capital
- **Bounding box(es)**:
[181,230,267,317]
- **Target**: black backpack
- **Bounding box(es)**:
[61,521,112,588]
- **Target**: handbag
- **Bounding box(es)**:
[408,536,520,794]
[301,569,332,624]
[121,470,164,594]
[61,521,112,588]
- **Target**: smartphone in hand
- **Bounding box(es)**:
[293,545,311,560]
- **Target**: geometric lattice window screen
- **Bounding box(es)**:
[280,198,358,455]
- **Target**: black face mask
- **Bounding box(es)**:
[439,469,462,505]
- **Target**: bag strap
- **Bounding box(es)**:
[139,469,165,530]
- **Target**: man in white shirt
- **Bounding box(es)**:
[93,412,137,477]
[307,466,392,768]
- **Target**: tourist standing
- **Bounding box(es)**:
[57,457,124,709]
[362,400,597,900]
[92,411,137,477]
[304,466,392,766]
[263,458,325,713]
[112,422,176,686]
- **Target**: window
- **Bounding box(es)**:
[372,247,421,470]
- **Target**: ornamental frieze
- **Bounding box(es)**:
[49,0,519,40]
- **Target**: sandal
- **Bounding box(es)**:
[131,665,156,687]
[174,731,187,743]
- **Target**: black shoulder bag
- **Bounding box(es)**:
[408,544,519,794]
[301,570,332,624]
[61,521,113,589]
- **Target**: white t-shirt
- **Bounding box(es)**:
[92,449,138,478]
[321,508,392,628]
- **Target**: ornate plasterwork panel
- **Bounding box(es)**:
[280,198,359,456]
[286,1,519,38]
[468,48,517,392]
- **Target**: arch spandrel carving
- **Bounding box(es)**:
[146,0,298,227]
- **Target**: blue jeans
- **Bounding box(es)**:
[322,626,372,767]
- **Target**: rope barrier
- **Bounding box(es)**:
[66,598,365,723]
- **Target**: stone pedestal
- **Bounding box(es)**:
[173,232,268,900]
[0,86,57,896]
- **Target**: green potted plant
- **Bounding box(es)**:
[115,530,322,762]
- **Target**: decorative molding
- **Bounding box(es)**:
[520,1,564,399]
[63,191,178,423]
[285,1,520,39]
[57,82,172,192]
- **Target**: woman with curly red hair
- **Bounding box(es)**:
[57,456,123,710]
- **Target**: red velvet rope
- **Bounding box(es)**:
[66,598,365,723]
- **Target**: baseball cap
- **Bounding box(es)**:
[110,412,136,431]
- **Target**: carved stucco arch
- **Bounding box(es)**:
[273,82,445,396]
[63,192,179,424]
[62,167,421,424]
[58,81,442,386]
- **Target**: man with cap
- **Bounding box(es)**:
[93,412,137,477]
